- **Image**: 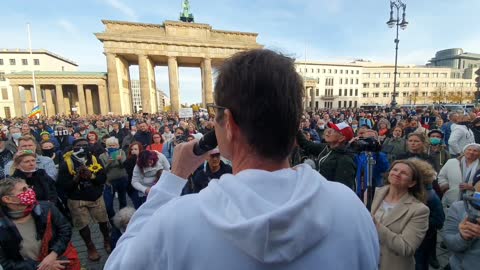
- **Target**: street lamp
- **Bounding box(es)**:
[386,0,408,108]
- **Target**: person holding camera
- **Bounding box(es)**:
[296,122,356,190]
[162,127,186,165]
[442,181,480,270]
[56,138,110,261]
[133,122,152,149]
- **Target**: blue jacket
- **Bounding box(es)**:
[355,152,390,196]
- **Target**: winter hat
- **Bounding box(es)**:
[463,143,480,153]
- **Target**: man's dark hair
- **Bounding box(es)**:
[214,49,304,161]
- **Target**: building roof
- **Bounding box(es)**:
[7,71,106,77]
[0,49,78,66]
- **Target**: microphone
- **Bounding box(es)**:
[193,130,218,156]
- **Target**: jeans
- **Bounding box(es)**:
[103,176,128,219]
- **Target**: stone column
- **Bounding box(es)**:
[168,56,180,112]
[200,61,206,107]
[85,87,94,115]
[55,84,65,114]
[25,88,33,113]
[11,84,22,117]
[98,83,109,114]
[310,88,315,109]
[106,53,121,114]
[76,84,87,115]
[45,89,56,116]
[202,58,214,105]
[35,85,43,110]
[139,54,157,113]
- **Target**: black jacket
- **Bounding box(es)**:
[12,169,57,204]
[182,161,232,195]
[134,131,152,148]
[296,132,357,190]
[110,129,126,145]
[0,202,72,270]
[56,156,107,201]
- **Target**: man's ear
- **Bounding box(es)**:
[223,109,238,142]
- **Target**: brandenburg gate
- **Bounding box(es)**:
[95,20,262,114]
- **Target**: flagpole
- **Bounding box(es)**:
[27,23,39,117]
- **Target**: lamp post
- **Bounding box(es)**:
[386,0,408,108]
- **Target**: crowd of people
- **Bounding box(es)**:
[0,48,479,270]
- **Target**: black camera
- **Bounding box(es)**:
[350,137,382,153]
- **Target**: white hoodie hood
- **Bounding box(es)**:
[198,164,377,263]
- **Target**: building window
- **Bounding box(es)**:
[344,101,347,107]
[422,82,429,87]
[9,59,15,65]
[349,101,352,108]
[374,73,381,78]
[383,73,390,78]
[362,93,369,98]
[373,83,380,88]
[334,69,337,74]
[338,101,341,108]
[440,73,447,78]
[328,69,332,74]
[413,82,420,87]
[316,89,319,96]
[356,79,359,84]
[0,59,3,65]
[403,82,410,87]
[33,59,39,65]
[373,93,379,98]
[363,83,370,88]
[457,83,463,87]
[0,72,5,81]
[356,71,359,75]
[340,70,343,74]
[364,73,370,78]
[422,73,429,78]
[1,88,7,100]
[433,73,438,78]
[344,89,347,96]
[422,92,428,97]
[322,69,326,73]
[403,73,411,78]
[3,107,11,119]
[355,89,358,96]
[403,92,408,97]
[383,83,390,88]
[340,78,343,84]
[22,59,28,65]
[383,92,390,97]
[350,78,353,84]
[349,89,353,96]
[339,89,342,96]
[413,73,420,78]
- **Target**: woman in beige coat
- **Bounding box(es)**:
[371,159,430,270]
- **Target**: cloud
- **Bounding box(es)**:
[104,0,138,21]
[57,19,78,35]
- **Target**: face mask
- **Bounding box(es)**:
[131,131,136,136]
[12,133,21,140]
[352,125,358,129]
[430,138,442,146]
[107,147,118,154]
[42,148,55,158]
[318,125,325,130]
[6,188,38,219]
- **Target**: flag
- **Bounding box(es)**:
[28,105,41,118]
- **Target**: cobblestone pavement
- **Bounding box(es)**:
[71,199,451,270]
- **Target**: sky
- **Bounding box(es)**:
[1,0,478,105]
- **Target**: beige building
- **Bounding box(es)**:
[360,61,477,106]
[296,62,363,109]
[296,60,477,109]
[0,49,78,117]
[95,20,262,114]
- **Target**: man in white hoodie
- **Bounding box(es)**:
[105,49,379,270]
[448,114,475,157]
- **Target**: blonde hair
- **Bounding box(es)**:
[11,150,36,175]
[407,132,428,153]
[408,158,436,184]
